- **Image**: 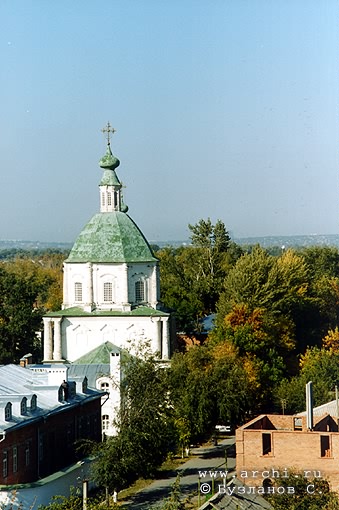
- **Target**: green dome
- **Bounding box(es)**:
[66,212,157,263]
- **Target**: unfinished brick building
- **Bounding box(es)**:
[236,412,339,490]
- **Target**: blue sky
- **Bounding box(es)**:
[1,0,338,242]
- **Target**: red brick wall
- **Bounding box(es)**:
[0,398,101,485]
[236,422,339,489]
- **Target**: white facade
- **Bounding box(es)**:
[43,314,170,363]
[42,137,172,436]
[62,261,160,312]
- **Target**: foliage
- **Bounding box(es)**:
[169,342,253,443]
[266,471,339,510]
[157,218,240,332]
[4,253,64,311]
[38,491,119,509]
[0,267,43,363]
[92,345,177,494]
[153,475,191,510]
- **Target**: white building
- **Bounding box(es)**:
[43,130,172,434]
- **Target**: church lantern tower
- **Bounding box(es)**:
[43,124,170,363]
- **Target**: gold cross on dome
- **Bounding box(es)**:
[101,122,116,145]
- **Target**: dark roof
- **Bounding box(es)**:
[199,478,273,510]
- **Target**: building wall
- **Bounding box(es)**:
[63,261,159,311]
[61,315,169,362]
[236,414,339,489]
[0,399,101,485]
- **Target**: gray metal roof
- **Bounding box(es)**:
[199,478,273,510]
[66,364,110,389]
[0,364,101,432]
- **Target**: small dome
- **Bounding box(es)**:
[66,211,157,263]
[99,144,120,170]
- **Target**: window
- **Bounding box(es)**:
[101,192,105,206]
[25,445,30,467]
[74,282,83,302]
[100,382,110,393]
[31,394,37,411]
[114,191,118,208]
[262,433,272,455]
[4,403,12,421]
[103,282,113,302]
[107,192,112,206]
[3,452,8,478]
[21,397,27,415]
[39,435,44,462]
[102,415,110,431]
[321,436,331,457]
[82,377,88,393]
[135,280,145,303]
[12,447,17,473]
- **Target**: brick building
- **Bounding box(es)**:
[236,413,339,490]
[0,362,102,505]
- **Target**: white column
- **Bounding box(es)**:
[43,318,53,360]
[152,318,162,357]
[150,265,158,308]
[53,318,63,361]
[121,264,129,305]
[85,262,93,311]
[161,318,170,360]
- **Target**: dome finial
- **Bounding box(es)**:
[99,122,120,170]
[101,121,116,146]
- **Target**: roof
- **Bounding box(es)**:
[73,341,117,364]
[199,478,273,510]
[65,211,157,263]
[66,364,110,388]
[0,364,101,432]
[46,306,169,318]
[297,399,338,419]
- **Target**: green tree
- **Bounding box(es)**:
[188,218,231,314]
[157,219,239,333]
[92,346,177,496]
[266,471,339,510]
[169,342,253,443]
[0,267,43,363]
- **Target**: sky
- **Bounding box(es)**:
[1,0,338,243]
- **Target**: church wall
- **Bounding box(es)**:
[62,261,158,311]
[61,315,167,362]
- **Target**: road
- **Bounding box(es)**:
[122,437,236,509]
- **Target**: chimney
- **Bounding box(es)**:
[306,381,313,431]
[19,353,33,368]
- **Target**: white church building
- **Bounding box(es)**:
[42,126,172,434]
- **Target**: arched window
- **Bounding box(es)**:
[3,451,8,478]
[102,415,110,431]
[31,395,37,411]
[74,282,83,302]
[100,381,110,393]
[103,282,113,302]
[21,397,27,415]
[135,280,145,303]
[4,403,12,421]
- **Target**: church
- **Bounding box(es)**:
[42,124,172,434]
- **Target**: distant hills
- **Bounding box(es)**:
[153,234,339,249]
[1,234,339,252]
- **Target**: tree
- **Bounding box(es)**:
[157,219,239,333]
[266,471,339,510]
[169,342,254,443]
[92,345,177,496]
[0,267,43,363]
[188,218,231,314]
